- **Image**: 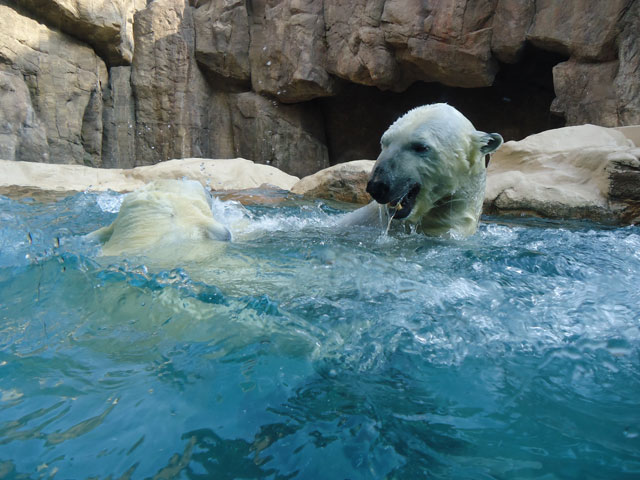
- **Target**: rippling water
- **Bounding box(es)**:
[0,191,639,479]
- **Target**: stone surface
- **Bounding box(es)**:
[491,0,535,63]
[323,0,398,88]
[484,125,640,223]
[131,0,213,166]
[0,0,639,176]
[229,92,330,178]
[193,0,251,86]
[551,60,620,127]
[291,160,375,204]
[13,0,145,66]
[616,126,640,147]
[0,3,108,166]
[527,0,629,61]
[614,0,640,126]
[101,66,136,168]
[248,0,337,102]
[0,158,300,195]
[387,0,498,88]
[324,0,497,90]
[0,71,49,162]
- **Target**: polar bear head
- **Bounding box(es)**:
[366,103,503,236]
[92,179,231,259]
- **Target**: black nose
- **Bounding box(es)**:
[366,178,390,203]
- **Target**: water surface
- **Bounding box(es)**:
[0,191,639,479]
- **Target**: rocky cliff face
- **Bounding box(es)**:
[0,0,638,175]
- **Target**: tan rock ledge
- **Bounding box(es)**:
[0,158,300,198]
[291,160,375,204]
[484,124,640,224]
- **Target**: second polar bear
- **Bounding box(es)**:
[91,179,231,259]
[340,103,503,237]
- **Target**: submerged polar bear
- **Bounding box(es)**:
[340,103,503,237]
[90,179,231,258]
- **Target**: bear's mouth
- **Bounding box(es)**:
[389,183,420,220]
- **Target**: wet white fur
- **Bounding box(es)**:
[90,179,231,258]
[340,103,501,237]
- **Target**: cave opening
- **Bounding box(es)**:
[320,45,569,165]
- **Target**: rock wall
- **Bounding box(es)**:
[0,0,638,175]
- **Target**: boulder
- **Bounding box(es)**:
[484,125,640,224]
[291,160,375,204]
[0,4,108,166]
[0,158,300,196]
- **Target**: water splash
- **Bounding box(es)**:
[1,193,639,479]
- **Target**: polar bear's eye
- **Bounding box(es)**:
[411,142,430,153]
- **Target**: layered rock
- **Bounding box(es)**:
[0,0,639,176]
[12,0,145,66]
[484,125,640,224]
[248,0,338,102]
[324,0,497,90]
[229,92,329,178]
[131,0,212,166]
[537,0,639,127]
[0,4,108,166]
[128,0,329,176]
[0,71,49,162]
[193,0,251,86]
[490,0,535,63]
[101,67,136,168]
[612,0,640,126]
[527,0,627,61]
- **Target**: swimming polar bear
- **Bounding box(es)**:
[90,179,231,258]
[340,103,503,237]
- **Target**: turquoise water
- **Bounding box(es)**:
[0,191,639,479]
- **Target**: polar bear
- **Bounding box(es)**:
[340,104,503,237]
[90,179,231,258]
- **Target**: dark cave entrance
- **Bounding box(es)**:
[320,45,568,165]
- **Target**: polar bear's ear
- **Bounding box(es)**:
[476,132,503,155]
